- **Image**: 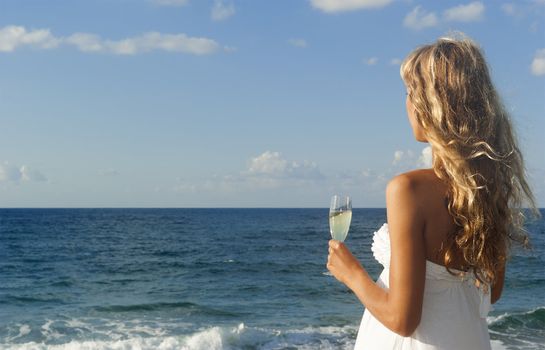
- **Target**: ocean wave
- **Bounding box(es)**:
[1,295,65,305]
[487,307,545,350]
[4,312,542,350]
[91,302,241,317]
[0,323,357,350]
[487,306,545,328]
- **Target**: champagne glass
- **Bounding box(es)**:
[329,195,352,242]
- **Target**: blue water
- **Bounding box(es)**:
[0,208,543,349]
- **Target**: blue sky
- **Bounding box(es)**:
[0,0,543,207]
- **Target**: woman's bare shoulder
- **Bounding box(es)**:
[385,170,430,214]
[386,169,446,208]
[387,169,439,192]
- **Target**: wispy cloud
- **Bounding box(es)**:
[419,146,433,168]
[403,6,438,30]
[392,146,433,170]
[501,3,519,17]
[174,148,433,203]
[501,1,545,33]
[502,1,545,19]
[151,0,189,7]
[288,38,308,48]
[329,146,433,205]
[171,147,440,206]
[363,57,378,65]
[310,0,394,13]
[174,151,325,194]
[531,48,545,76]
[0,26,61,52]
[245,151,323,180]
[443,2,484,22]
[390,58,402,65]
[211,0,236,21]
[0,162,47,182]
[393,150,412,166]
[0,25,223,55]
[404,2,485,31]
[67,32,220,55]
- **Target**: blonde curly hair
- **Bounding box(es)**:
[400,33,540,286]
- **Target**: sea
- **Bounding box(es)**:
[0,208,543,350]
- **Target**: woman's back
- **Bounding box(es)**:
[353,171,493,349]
[404,169,467,271]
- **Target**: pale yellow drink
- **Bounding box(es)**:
[329,210,352,242]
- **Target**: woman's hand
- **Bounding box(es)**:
[327,240,365,290]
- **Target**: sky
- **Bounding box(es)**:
[0,0,544,208]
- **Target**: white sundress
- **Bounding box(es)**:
[354,223,492,350]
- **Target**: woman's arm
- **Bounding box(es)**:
[327,174,427,336]
[491,261,505,304]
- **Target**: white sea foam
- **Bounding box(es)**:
[487,305,545,333]
[2,319,542,350]
[0,326,238,350]
[40,320,62,340]
[0,322,356,350]
[5,324,31,343]
[487,313,507,325]
[490,339,509,350]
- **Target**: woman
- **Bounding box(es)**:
[326,34,539,349]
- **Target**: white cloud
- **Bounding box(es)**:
[392,150,415,166]
[391,146,432,169]
[418,146,433,168]
[0,162,47,182]
[0,25,221,56]
[0,162,22,182]
[211,0,235,21]
[210,0,236,21]
[363,57,378,65]
[403,3,484,31]
[327,147,434,205]
[151,0,189,6]
[246,151,323,180]
[531,48,545,76]
[392,150,405,165]
[175,151,324,194]
[20,166,47,182]
[172,149,439,206]
[310,0,393,13]
[0,25,61,52]
[443,2,484,22]
[390,58,402,65]
[403,6,438,30]
[288,38,308,48]
[99,32,219,55]
[501,3,518,17]
[502,1,545,20]
[65,33,104,52]
[247,151,288,176]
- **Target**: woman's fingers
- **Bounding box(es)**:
[329,239,341,249]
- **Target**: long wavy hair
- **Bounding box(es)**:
[400,33,540,286]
